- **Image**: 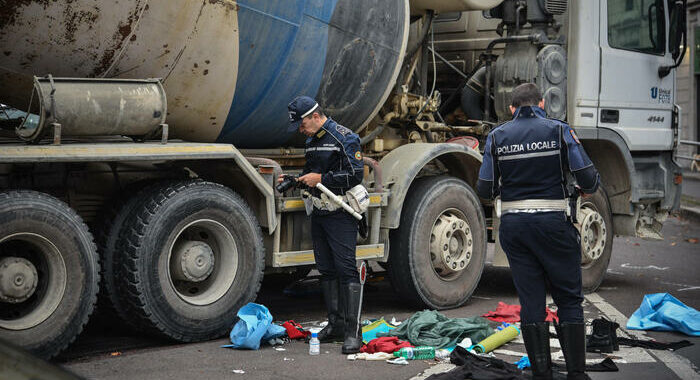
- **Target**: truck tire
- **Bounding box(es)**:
[92,182,158,328]
[0,190,99,359]
[115,180,264,341]
[578,187,613,293]
[388,176,487,309]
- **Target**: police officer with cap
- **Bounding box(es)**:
[279,96,365,354]
[477,83,599,380]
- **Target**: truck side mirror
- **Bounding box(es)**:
[668,0,686,60]
[658,0,687,78]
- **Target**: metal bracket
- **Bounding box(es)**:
[160,124,169,144]
[51,122,61,145]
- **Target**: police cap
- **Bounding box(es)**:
[287,96,319,132]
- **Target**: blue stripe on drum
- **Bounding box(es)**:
[217,0,338,147]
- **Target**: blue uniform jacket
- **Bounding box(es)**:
[476,106,599,201]
[303,118,364,214]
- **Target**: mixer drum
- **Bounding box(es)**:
[0,0,409,147]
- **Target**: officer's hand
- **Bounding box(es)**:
[277,174,287,184]
[298,173,322,187]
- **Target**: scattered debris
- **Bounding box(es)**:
[348,352,394,361]
[390,316,402,325]
[232,369,245,374]
[515,355,530,369]
[274,347,286,351]
[457,337,472,349]
[283,357,294,361]
[687,238,698,244]
[386,357,409,365]
[482,301,558,323]
[110,352,121,357]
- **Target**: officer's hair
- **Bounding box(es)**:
[510,83,543,107]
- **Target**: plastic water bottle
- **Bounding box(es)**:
[435,348,450,360]
[393,346,435,360]
[309,331,320,355]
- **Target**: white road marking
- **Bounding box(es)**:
[585,292,700,379]
[660,281,700,292]
[620,263,670,270]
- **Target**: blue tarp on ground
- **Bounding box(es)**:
[626,293,700,336]
[222,303,287,350]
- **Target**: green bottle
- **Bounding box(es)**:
[393,346,435,360]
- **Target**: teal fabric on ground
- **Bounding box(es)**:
[361,318,396,344]
[627,293,700,336]
[378,310,494,349]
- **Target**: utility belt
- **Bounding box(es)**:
[301,184,370,215]
[496,198,578,220]
[302,191,349,212]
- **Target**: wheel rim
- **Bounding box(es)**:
[166,219,238,306]
[0,233,67,330]
[578,205,607,266]
[429,208,473,281]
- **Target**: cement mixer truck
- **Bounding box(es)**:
[0,0,686,358]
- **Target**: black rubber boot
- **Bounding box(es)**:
[317,279,345,342]
[522,322,553,380]
[341,282,363,354]
[558,322,589,380]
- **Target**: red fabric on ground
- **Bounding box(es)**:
[482,302,559,323]
[360,336,413,354]
[282,320,311,339]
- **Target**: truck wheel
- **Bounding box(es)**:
[93,182,157,328]
[388,176,487,309]
[0,191,99,359]
[578,187,613,292]
[116,181,264,341]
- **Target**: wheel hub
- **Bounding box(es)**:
[0,257,39,303]
[171,241,215,282]
[430,211,473,276]
[578,207,606,264]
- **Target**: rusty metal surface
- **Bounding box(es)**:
[0,0,239,143]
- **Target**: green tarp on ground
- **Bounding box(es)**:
[379,310,493,349]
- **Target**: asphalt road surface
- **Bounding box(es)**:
[57,215,700,380]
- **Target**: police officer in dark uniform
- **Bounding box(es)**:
[477,83,599,380]
[281,96,365,354]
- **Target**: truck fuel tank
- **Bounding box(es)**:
[16,76,166,142]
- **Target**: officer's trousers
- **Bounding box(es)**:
[499,211,584,324]
[311,211,359,285]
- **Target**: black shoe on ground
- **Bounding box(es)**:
[586,317,619,353]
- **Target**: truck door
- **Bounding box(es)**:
[599,0,675,150]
